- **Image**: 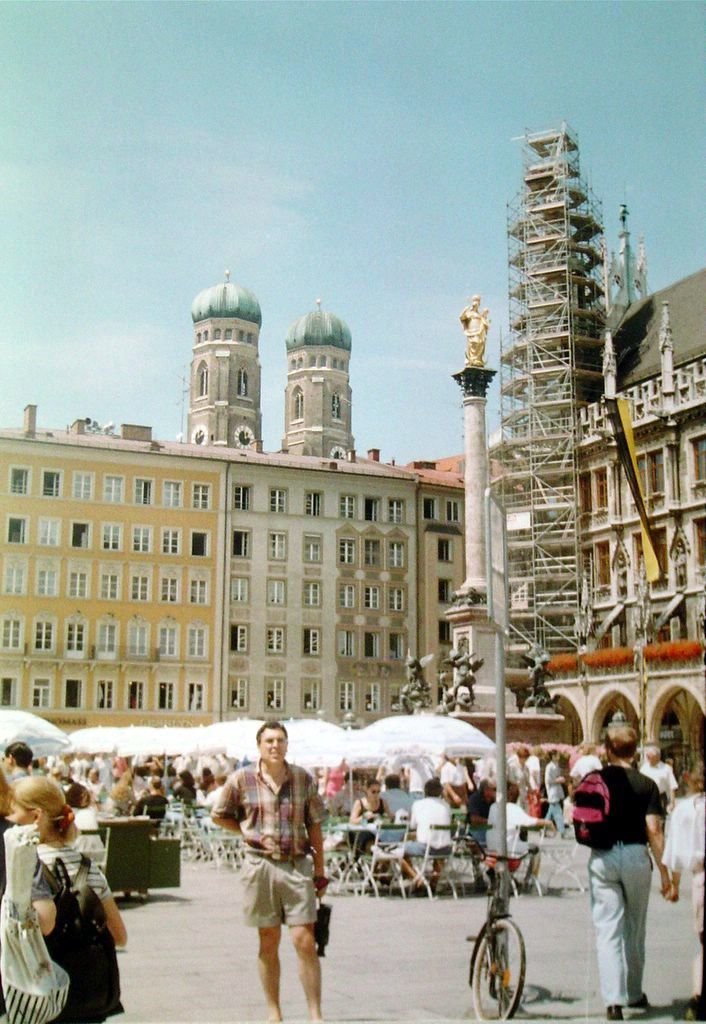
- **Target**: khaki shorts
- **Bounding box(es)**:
[241,853,316,929]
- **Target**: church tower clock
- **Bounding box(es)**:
[282,302,354,458]
[187,273,263,449]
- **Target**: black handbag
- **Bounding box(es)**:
[314,901,331,957]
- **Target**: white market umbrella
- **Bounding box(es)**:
[67,726,123,755]
[359,713,495,759]
[200,719,264,760]
[279,718,348,768]
[0,710,71,758]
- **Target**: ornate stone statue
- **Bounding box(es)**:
[400,651,435,713]
[438,645,484,714]
[520,643,557,711]
[460,295,490,368]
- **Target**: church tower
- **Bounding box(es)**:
[282,303,354,458]
[187,273,263,448]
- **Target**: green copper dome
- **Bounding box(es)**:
[191,281,262,327]
[285,309,352,352]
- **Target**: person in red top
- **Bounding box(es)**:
[212,721,328,1023]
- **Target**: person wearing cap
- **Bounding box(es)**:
[211,721,328,1023]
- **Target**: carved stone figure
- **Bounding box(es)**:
[460,295,490,368]
[400,651,435,713]
[438,646,484,714]
[520,643,557,711]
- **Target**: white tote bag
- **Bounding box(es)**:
[0,825,69,1024]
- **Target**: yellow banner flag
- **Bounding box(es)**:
[616,398,661,582]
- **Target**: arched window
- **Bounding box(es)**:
[332,392,341,419]
[214,329,221,340]
[236,368,248,397]
[198,362,209,398]
[293,387,304,420]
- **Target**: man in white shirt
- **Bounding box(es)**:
[439,755,467,809]
[570,743,604,784]
[400,778,453,889]
[486,783,555,858]
[640,744,678,818]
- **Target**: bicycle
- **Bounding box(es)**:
[468,847,527,1020]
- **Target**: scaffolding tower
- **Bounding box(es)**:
[500,124,605,654]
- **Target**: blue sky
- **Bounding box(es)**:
[2,1,704,463]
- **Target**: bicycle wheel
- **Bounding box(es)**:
[470,917,526,1020]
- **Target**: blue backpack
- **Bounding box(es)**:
[573,770,614,850]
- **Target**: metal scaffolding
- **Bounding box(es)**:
[500,124,605,654]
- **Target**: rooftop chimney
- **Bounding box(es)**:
[23,405,37,437]
[367,448,380,462]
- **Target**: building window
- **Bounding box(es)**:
[128,681,144,710]
[225,329,233,340]
[38,519,60,546]
[339,583,355,609]
[188,627,206,658]
[303,534,322,563]
[233,485,251,511]
[269,532,287,561]
[198,362,209,396]
[32,678,51,709]
[305,492,322,517]
[339,495,356,519]
[637,450,665,497]
[100,572,119,601]
[188,683,204,711]
[97,622,117,656]
[338,681,354,712]
[302,679,321,711]
[4,563,25,595]
[266,679,284,711]
[389,586,404,612]
[7,518,27,544]
[128,622,148,657]
[338,630,355,657]
[331,393,341,419]
[163,481,182,508]
[190,579,208,604]
[131,575,150,602]
[303,628,320,656]
[339,538,356,565]
[158,682,174,711]
[270,488,287,514]
[364,498,380,522]
[68,571,88,599]
[97,679,114,710]
[34,620,54,651]
[364,539,381,567]
[103,476,123,503]
[438,579,452,603]
[266,628,285,654]
[693,436,706,481]
[132,526,151,553]
[102,524,121,551]
[364,586,380,610]
[292,388,303,420]
[389,632,404,659]
[71,522,90,549]
[193,484,210,509]
[446,500,460,522]
[159,626,178,657]
[267,579,286,605]
[231,577,249,602]
[64,679,82,709]
[388,498,404,524]
[438,620,451,644]
[595,541,611,587]
[438,539,452,562]
[231,678,248,710]
[423,497,437,520]
[37,567,58,597]
[66,622,85,654]
[134,478,152,505]
[388,541,404,568]
[10,468,28,495]
[579,473,592,514]
[652,526,668,575]
[365,682,381,713]
[191,532,208,557]
[72,472,93,500]
[230,625,248,652]
[303,581,320,607]
[161,576,179,603]
[42,471,61,498]
[1,619,21,651]
[695,518,706,567]
[232,530,250,558]
[237,368,248,397]
[364,632,380,658]
[162,529,180,555]
[594,468,608,510]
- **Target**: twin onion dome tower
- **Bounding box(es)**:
[187,273,354,458]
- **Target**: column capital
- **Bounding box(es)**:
[452,366,496,398]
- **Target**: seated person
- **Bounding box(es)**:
[381,773,413,817]
[400,777,452,888]
[133,776,169,821]
[349,778,391,855]
[466,778,496,847]
[486,782,555,876]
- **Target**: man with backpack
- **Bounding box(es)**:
[581,724,671,1021]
